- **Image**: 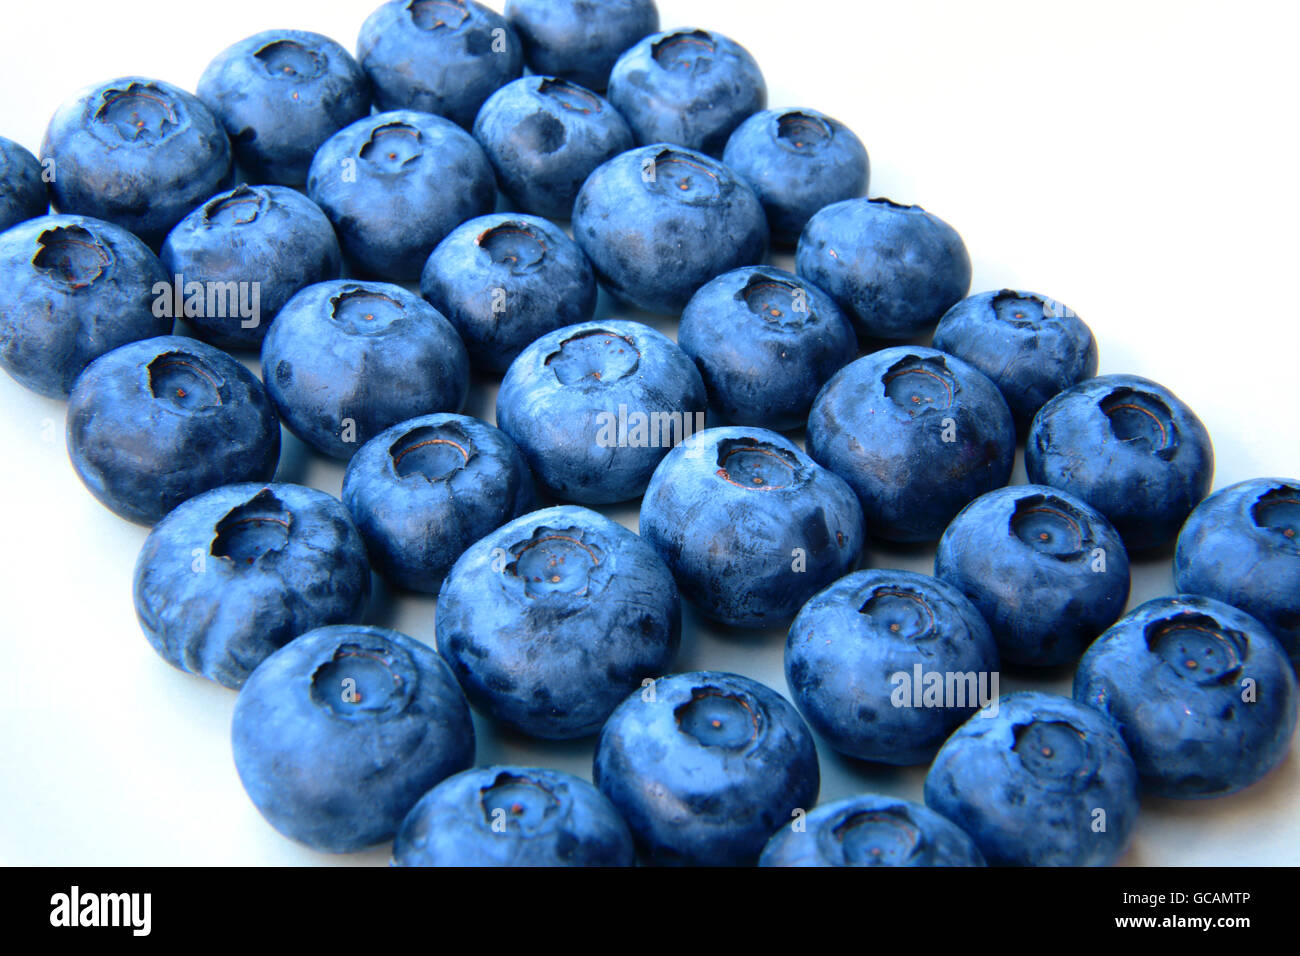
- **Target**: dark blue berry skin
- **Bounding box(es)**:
[160,185,342,350]
[607,29,766,156]
[197,29,371,187]
[797,198,971,341]
[41,77,232,247]
[133,483,371,689]
[307,109,496,281]
[1074,596,1299,799]
[786,569,998,765]
[572,144,768,313]
[594,671,820,867]
[392,766,635,867]
[232,625,475,853]
[505,0,659,93]
[420,213,597,374]
[1175,479,1300,671]
[760,794,986,867]
[936,485,1131,668]
[436,506,681,740]
[496,319,706,504]
[723,108,869,247]
[66,336,280,526]
[472,76,634,220]
[924,691,1140,867]
[342,413,535,593]
[0,214,170,397]
[0,136,47,233]
[678,266,856,431]
[261,280,469,461]
[640,427,865,629]
[807,346,1016,543]
[357,0,523,129]
[933,289,1099,434]
[1026,374,1214,552]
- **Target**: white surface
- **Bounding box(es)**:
[1,0,1298,866]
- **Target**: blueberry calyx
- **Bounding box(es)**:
[674,685,762,749]
[308,637,417,721]
[210,488,293,566]
[506,525,604,599]
[32,224,112,289]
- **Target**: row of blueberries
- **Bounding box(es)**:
[0,0,1297,866]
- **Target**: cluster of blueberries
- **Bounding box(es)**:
[1,0,1297,868]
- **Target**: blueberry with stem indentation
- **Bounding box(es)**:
[0,214,171,397]
[198,29,371,186]
[1175,478,1300,671]
[807,346,1016,543]
[723,108,869,246]
[67,335,280,525]
[759,794,986,867]
[641,426,865,628]
[1026,373,1214,551]
[342,413,535,592]
[134,483,370,689]
[392,765,635,866]
[1074,595,1298,798]
[936,484,1131,667]
[436,505,681,739]
[786,569,1000,764]
[594,670,820,866]
[421,213,597,374]
[924,691,1140,866]
[232,624,475,853]
[160,185,342,350]
[41,77,232,246]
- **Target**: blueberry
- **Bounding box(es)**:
[1074,595,1299,799]
[505,0,659,92]
[722,108,870,246]
[594,671,820,866]
[933,289,1099,433]
[357,0,523,129]
[66,336,280,525]
[261,280,469,461]
[572,144,768,313]
[786,569,998,765]
[41,77,232,247]
[935,485,1131,667]
[232,624,475,853]
[342,413,535,592]
[307,109,496,281]
[159,185,342,350]
[472,76,634,220]
[1026,373,1214,551]
[924,691,1139,866]
[796,198,971,341]
[496,320,706,504]
[0,215,170,397]
[134,483,370,689]
[759,794,986,867]
[197,29,371,186]
[607,29,766,156]
[0,135,47,233]
[678,266,856,430]
[392,765,635,866]
[640,427,864,628]
[1175,478,1300,670]
[436,505,680,739]
[807,346,1016,543]
[420,213,597,374]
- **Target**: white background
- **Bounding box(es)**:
[1,0,1298,865]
